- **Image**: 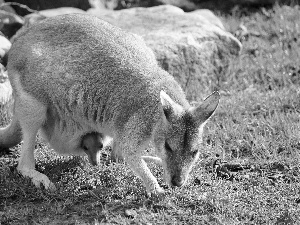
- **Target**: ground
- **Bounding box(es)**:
[1,3,300,225]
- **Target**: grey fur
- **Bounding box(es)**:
[0,14,219,195]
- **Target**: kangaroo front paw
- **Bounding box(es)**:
[146,186,165,201]
[32,173,56,191]
[18,168,56,191]
[146,184,165,196]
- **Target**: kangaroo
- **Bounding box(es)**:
[0,14,219,195]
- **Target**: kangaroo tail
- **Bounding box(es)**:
[0,116,22,150]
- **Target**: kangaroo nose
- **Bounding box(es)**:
[171,176,184,187]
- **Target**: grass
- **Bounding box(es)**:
[1,4,300,224]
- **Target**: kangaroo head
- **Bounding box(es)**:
[157,91,220,188]
[81,132,104,166]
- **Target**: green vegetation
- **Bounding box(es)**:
[1,4,300,224]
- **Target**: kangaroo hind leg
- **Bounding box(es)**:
[15,92,55,190]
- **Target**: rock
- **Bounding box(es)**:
[0,34,12,105]
[189,9,224,29]
[23,7,86,25]
[88,0,118,10]
[89,5,242,100]
[31,7,86,17]
[23,13,47,27]
[0,35,11,58]
[158,0,197,11]
[0,65,12,105]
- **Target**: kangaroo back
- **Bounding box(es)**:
[8,14,189,131]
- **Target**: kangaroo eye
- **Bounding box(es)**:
[83,146,88,151]
[165,142,173,153]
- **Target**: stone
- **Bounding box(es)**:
[158,0,197,11]
[0,35,11,58]
[30,7,86,17]
[0,64,12,105]
[88,5,242,100]
[88,0,118,10]
[23,7,86,26]
[0,34,12,105]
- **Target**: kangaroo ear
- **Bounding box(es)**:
[190,91,220,124]
[160,91,183,120]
